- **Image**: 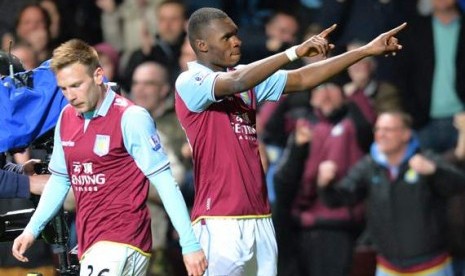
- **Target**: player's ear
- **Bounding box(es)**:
[93,66,104,85]
[196,39,207,53]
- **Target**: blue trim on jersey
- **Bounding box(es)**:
[122,105,201,254]
[48,108,67,176]
[175,62,221,113]
[176,61,287,113]
[148,168,202,254]
[121,105,170,175]
[24,173,71,238]
[32,91,200,254]
[94,86,115,117]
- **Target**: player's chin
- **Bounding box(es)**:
[230,53,241,63]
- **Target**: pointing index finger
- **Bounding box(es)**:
[386,22,407,36]
[319,24,337,38]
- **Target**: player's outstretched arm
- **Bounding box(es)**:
[213,25,337,98]
[284,23,407,93]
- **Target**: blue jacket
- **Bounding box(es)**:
[0,169,29,198]
[0,60,67,152]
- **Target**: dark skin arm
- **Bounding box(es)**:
[213,23,406,97]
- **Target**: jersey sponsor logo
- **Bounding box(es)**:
[71,161,106,192]
[62,140,75,147]
[71,174,106,185]
[93,134,110,156]
[231,112,257,142]
[149,134,162,151]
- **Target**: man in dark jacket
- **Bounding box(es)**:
[0,153,54,274]
[395,0,465,153]
[318,111,465,275]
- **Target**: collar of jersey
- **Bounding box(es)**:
[79,85,115,119]
[187,61,219,73]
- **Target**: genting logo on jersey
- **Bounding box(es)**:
[70,161,106,192]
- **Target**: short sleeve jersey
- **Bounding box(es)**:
[175,61,287,223]
[49,90,169,257]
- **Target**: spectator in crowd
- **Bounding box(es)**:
[441,112,465,276]
[318,0,406,82]
[175,6,405,275]
[178,37,196,72]
[11,41,39,70]
[343,40,402,124]
[96,0,160,69]
[130,61,188,276]
[39,0,61,42]
[94,42,121,83]
[0,0,35,41]
[318,111,465,275]
[131,61,186,162]
[273,81,372,276]
[124,0,187,90]
[395,0,465,153]
[239,10,300,64]
[295,0,323,39]
[2,4,53,63]
[2,3,49,50]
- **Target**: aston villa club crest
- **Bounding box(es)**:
[404,168,419,184]
[93,135,110,157]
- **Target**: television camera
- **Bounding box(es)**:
[0,49,80,275]
[0,132,80,275]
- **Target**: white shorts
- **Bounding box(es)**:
[79,241,150,276]
[193,217,277,276]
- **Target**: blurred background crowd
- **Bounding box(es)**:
[1,0,465,275]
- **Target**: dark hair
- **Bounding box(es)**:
[15,3,52,37]
[187,8,229,49]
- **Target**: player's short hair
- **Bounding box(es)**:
[50,39,100,75]
[187,8,229,49]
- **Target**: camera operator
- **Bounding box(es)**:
[0,50,67,153]
[0,51,62,276]
[0,153,49,198]
[0,153,56,275]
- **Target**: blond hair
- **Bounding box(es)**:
[50,39,100,75]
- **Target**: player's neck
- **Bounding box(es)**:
[197,59,227,72]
